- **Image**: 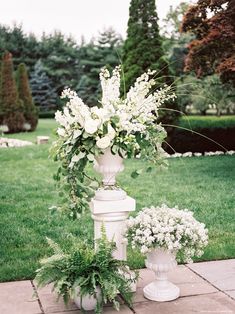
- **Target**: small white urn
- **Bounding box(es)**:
[94,147,127,201]
[143,248,180,302]
[74,287,101,311]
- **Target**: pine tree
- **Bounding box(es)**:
[0,52,25,133]
[76,31,122,106]
[122,0,179,126]
[30,60,57,112]
[17,63,38,131]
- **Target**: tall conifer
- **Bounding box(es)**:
[0,52,25,133]
[17,63,38,131]
[122,0,179,125]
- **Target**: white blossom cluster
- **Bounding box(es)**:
[54,66,174,155]
[167,150,235,158]
[124,204,208,263]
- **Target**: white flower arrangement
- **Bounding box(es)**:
[51,66,176,218]
[124,204,208,263]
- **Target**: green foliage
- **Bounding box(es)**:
[0,24,39,73]
[39,31,80,94]
[122,0,179,126]
[50,132,99,219]
[30,60,58,112]
[179,115,235,130]
[35,231,137,313]
[76,29,122,106]
[177,74,235,115]
[16,63,38,131]
[122,0,164,90]
[0,52,25,133]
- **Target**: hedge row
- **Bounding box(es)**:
[167,116,235,153]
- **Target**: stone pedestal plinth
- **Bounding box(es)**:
[90,196,135,261]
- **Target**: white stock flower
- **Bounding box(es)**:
[107,123,116,140]
[57,127,66,137]
[96,135,111,149]
[84,118,100,134]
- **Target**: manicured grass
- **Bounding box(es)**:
[0,119,235,282]
[4,119,58,143]
[179,115,235,130]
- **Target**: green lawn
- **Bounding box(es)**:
[179,115,235,130]
[0,119,235,282]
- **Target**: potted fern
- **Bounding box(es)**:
[35,230,138,313]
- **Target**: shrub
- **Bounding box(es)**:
[16,63,38,131]
[0,52,25,133]
[167,116,235,153]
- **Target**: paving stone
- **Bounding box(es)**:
[188,259,235,291]
[225,290,235,300]
[134,265,217,303]
[0,280,41,314]
[35,283,125,313]
[133,292,235,314]
[52,305,132,314]
[35,283,77,313]
[103,305,133,313]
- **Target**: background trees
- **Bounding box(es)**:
[76,28,122,106]
[122,0,179,126]
[17,63,38,131]
[181,0,235,87]
[0,52,25,133]
[0,0,234,121]
[122,0,168,90]
[30,60,58,113]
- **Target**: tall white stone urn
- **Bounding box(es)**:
[94,147,127,201]
[143,248,180,302]
[90,147,136,262]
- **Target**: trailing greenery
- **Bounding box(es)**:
[16,63,38,131]
[35,229,137,313]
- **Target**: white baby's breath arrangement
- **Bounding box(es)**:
[51,66,176,218]
[124,204,208,263]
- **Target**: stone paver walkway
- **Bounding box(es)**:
[0,259,235,314]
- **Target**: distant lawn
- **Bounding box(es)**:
[0,119,235,282]
[4,119,58,143]
[179,115,235,130]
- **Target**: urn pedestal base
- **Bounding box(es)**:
[143,280,180,302]
[90,196,135,261]
[144,249,180,302]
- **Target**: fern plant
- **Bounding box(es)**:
[35,232,138,313]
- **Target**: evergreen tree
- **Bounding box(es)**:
[76,30,122,106]
[122,0,179,126]
[39,31,80,94]
[0,24,40,73]
[30,60,57,112]
[0,52,25,133]
[17,63,38,131]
